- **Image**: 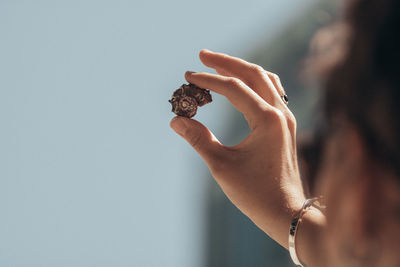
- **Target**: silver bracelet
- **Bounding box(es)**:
[288,197,325,267]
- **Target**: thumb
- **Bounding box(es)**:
[170,116,224,164]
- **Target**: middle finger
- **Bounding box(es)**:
[199,49,283,106]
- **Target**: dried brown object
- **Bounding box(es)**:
[169,84,212,118]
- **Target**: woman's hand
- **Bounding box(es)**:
[170,49,306,249]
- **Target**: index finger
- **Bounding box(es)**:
[199,49,280,104]
[185,71,271,127]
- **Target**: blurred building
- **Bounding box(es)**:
[205,1,337,266]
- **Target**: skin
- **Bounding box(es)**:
[170,49,400,266]
[317,122,400,267]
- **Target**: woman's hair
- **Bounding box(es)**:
[322,0,400,175]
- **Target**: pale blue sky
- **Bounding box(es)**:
[0,0,315,266]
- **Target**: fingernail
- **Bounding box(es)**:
[170,117,187,136]
[185,71,195,77]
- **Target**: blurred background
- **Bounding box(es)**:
[0,0,337,266]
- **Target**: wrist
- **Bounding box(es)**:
[295,206,327,266]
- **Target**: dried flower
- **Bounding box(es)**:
[169,84,212,118]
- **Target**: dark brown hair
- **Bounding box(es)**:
[323,0,400,175]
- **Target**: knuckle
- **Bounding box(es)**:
[256,107,286,128]
[249,64,265,76]
[256,107,298,135]
[286,111,297,130]
[261,108,297,132]
[271,73,280,81]
[267,108,286,123]
[286,111,295,122]
[288,120,297,132]
[227,77,244,88]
